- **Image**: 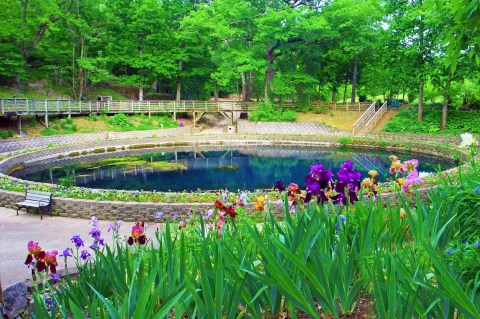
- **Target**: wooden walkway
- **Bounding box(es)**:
[0,99,372,116]
[0,98,373,128]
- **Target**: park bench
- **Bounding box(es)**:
[16,190,53,220]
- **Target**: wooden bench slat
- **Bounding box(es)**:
[16,190,53,220]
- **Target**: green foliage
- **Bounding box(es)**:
[248,103,297,122]
[58,172,74,187]
[108,114,134,131]
[338,136,351,146]
[312,102,330,114]
[384,110,480,134]
[0,130,13,139]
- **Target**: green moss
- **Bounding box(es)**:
[106,147,117,152]
[93,148,106,153]
[69,152,80,157]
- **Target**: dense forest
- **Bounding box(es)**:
[0,0,479,111]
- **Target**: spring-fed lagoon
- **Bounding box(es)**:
[11,146,455,192]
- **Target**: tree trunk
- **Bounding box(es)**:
[214,81,219,101]
[175,76,181,101]
[78,34,85,100]
[245,71,254,101]
[176,60,183,101]
[418,80,424,121]
[264,67,275,101]
[441,76,451,131]
[139,47,144,101]
[351,56,358,103]
[332,87,337,103]
[72,44,76,100]
[241,72,247,102]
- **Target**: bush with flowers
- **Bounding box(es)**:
[22,134,480,318]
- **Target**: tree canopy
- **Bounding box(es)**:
[0,0,479,110]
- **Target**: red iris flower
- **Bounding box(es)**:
[25,241,58,274]
[214,200,226,211]
[128,221,147,245]
[25,241,45,266]
[225,206,237,219]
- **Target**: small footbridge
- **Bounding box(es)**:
[0,99,260,128]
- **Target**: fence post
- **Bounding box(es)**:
[68,100,72,118]
[0,99,3,115]
[44,100,49,128]
[346,102,349,112]
[358,103,360,111]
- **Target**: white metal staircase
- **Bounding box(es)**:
[352,101,387,135]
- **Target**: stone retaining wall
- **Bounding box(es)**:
[0,127,192,153]
[0,186,431,222]
[237,120,341,135]
[0,134,457,220]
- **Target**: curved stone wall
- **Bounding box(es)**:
[0,134,458,221]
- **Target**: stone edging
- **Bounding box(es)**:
[0,134,459,221]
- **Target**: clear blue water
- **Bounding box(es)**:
[14,146,455,192]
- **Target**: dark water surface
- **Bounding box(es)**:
[13,146,455,191]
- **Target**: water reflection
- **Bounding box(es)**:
[12,146,454,192]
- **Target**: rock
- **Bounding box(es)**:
[1,282,28,318]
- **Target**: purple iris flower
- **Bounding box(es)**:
[339,215,346,222]
[474,188,480,194]
[52,274,61,282]
[80,250,91,260]
[89,227,102,238]
[70,235,84,248]
[304,162,333,193]
[274,180,286,191]
[59,248,72,257]
[155,212,165,219]
[337,161,361,188]
[446,249,453,255]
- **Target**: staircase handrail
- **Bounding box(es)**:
[363,101,388,134]
[352,102,376,134]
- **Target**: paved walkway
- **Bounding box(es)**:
[0,207,158,289]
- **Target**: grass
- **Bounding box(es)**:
[0,86,52,99]
[16,113,179,137]
[296,111,363,131]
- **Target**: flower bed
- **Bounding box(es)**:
[0,134,465,220]
[7,134,480,318]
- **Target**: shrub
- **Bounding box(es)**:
[108,113,134,131]
[248,102,297,122]
[338,136,351,146]
[384,109,480,134]
[312,102,330,114]
[0,130,14,139]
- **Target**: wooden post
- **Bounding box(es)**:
[17,115,22,133]
[173,101,176,120]
[44,100,49,128]
[79,100,82,113]
[193,111,196,126]
[346,102,349,112]
[0,99,3,115]
[358,103,360,112]
[68,100,71,118]
[148,101,151,117]
[57,100,60,113]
